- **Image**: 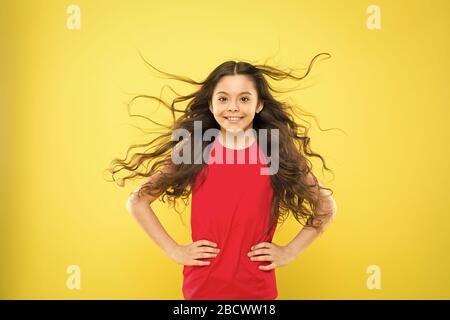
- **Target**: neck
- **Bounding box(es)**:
[218,129,256,150]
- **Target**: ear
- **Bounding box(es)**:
[256,102,264,113]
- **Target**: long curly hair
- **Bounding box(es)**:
[107,52,337,237]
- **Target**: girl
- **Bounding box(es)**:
[109,53,338,300]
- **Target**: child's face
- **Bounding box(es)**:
[209,75,263,134]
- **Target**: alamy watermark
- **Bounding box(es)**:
[366,4,381,30]
[366,264,382,290]
[170,121,280,175]
[66,264,81,290]
[66,5,81,30]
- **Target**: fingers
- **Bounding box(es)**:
[190,240,220,267]
[249,255,272,262]
[193,240,220,255]
[194,247,220,254]
[192,240,220,255]
[251,242,272,250]
[195,240,217,248]
[193,252,219,259]
[258,262,276,271]
[190,252,217,267]
[247,248,270,257]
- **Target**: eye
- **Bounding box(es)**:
[217,96,250,102]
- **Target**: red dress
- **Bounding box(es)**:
[182,137,278,300]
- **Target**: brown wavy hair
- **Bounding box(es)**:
[107,52,338,237]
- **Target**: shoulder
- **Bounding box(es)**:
[129,160,176,203]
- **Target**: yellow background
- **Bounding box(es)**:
[1,0,449,299]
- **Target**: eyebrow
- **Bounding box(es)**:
[215,91,253,95]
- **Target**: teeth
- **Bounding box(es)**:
[226,117,242,121]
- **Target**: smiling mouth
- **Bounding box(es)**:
[224,116,244,122]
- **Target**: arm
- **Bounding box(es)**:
[125,165,178,258]
[248,172,337,270]
[286,172,337,258]
[126,163,220,267]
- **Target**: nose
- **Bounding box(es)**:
[227,103,238,112]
